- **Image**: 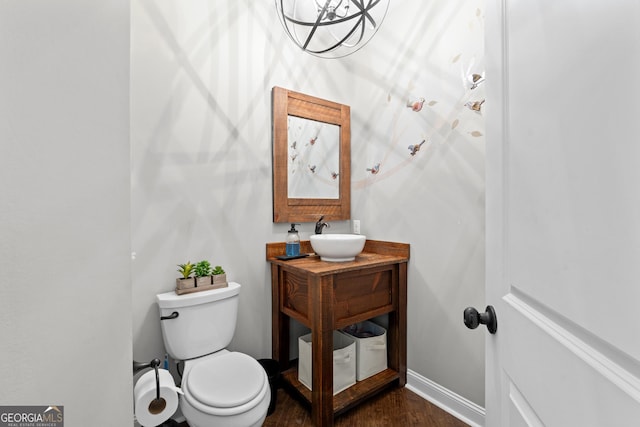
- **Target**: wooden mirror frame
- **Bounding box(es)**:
[272,86,351,223]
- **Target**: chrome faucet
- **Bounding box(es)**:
[315,216,330,234]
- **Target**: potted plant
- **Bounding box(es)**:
[211,265,227,288]
[194,260,213,287]
[176,261,195,292]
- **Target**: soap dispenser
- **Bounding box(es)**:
[286,224,300,257]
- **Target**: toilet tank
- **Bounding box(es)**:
[156,282,240,360]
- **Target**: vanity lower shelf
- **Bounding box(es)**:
[281,364,400,416]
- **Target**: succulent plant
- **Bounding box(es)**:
[177,261,194,279]
[194,260,212,278]
[212,265,225,275]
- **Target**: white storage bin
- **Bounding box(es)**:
[298,331,356,395]
[342,320,387,381]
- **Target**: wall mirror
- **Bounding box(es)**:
[272,86,351,223]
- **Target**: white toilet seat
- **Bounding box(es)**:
[182,352,269,417]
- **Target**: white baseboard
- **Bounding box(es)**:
[406,369,485,427]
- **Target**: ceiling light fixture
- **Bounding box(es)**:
[275,0,390,58]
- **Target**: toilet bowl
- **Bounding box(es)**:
[180,351,270,427]
[157,283,270,427]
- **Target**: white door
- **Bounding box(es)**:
[481,1,640,426]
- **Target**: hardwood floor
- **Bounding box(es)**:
[264,386,469,427]
[178,386,469,426]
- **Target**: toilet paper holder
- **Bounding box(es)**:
[133,358,161,374]
[133,359,165,413]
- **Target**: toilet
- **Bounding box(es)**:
[157,282,270,427]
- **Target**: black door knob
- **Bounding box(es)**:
[463,305,497,334]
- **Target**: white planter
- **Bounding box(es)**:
[298,331,356,395]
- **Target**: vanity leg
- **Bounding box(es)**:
[311,275,335,427]
[397,262,408,385]
[271,264,289,370]
[387,262,408,386]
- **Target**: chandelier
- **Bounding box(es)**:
[275,0,390,58]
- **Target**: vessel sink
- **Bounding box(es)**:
[309,234,366,262]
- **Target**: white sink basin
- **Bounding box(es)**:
[310,234,366,262]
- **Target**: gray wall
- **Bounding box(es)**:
[0,0,484,423]
[131,0,486,408]
[0,0,132,425]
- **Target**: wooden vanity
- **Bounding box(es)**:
[266,240,409,427]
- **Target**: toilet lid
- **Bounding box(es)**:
[186,352,265,408]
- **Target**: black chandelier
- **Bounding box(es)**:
[275,0,390,58]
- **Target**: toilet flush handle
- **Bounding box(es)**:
[160,311,179,321]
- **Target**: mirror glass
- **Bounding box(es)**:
[287,116,340,199]
[272,87,350,223]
